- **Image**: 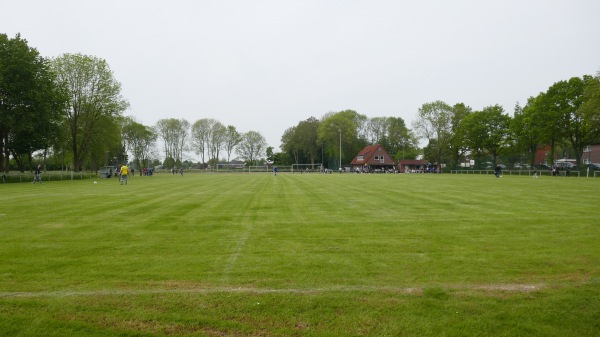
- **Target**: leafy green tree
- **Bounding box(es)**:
[412,100,453,166]
[122,117,156,170]
[448,103,472,169]
[534,90,565,165]
[209,121,226,165]
[462,105,511,167]
[580,73,600,144]
[190,118,225,165]
[365,117,388,144]
[155,118,189,165]
[512,100,542,167]
[0,34,65,172]
[387,117,419,161]
[163,156,175,169]
[295,117,320,166]
[546,75,597,166]
[51,53,128,171]
[88,115,123,170]
[280,126,300,164]
[237,131,266,165]
[190,119,209,164]
[223,125,241,162]
[318,110,367,169]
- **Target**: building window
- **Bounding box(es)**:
[584,145,591,152]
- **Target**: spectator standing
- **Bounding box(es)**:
[32,164,43,184]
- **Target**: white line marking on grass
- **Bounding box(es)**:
[220,223,253,283]
[0,284,547,299]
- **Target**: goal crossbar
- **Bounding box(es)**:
[291,163,323,174]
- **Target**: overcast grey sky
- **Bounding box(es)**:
[3,0,600,154]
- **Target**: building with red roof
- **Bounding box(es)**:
[350,144,396,173]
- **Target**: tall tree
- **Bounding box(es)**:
[546,75,597,166]
[0,34,65,172]
[122,117,156,170]
[365,117,388,145]
[513,99,543,167]
[449,103,472,169]
[280,126,300,164]
[462,105,511,166]
[223,125,241,163]
[237,131,266,165]
[51,53,128,171]
[580,73,600,144]
[318,110,367,168]
[155,118,188,167]
[209,121,226,165]
[190,119,209,164]
[190,118,224,165]
[412,100,453,166]
[385,116,418,160]
[295,116,320,165]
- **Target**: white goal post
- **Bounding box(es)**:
[247,165,271,173]
[291,163,323,174]
[216,163,246,173]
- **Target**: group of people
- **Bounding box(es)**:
[171,167,184,175]
[30,163,131,185]
[551,166,571,177]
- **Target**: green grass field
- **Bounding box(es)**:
[1,173,599,336]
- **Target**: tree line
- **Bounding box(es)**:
[0,34,267,173]
[276,73,600,171]
[2,33,599,173]
[412,75,600,170]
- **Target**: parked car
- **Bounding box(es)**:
[587,163,600,170]
[555,162,576,170]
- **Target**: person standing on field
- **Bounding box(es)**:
[494,165,502,178]
[32,164,43,184]
[120,163,129,185]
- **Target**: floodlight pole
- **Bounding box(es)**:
[338,129,342,170]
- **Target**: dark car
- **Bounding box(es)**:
[587,163,600,170]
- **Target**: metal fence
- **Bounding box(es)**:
[1,172,97,184]
[450,170,583,177]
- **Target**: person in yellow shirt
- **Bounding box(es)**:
[120,163,129,185]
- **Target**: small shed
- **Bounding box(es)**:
[397,160,429,173]
[99,166,115,178]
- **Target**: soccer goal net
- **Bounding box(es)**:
[216,163,246,173]
[247,165,271,173]
[291,163,323,174]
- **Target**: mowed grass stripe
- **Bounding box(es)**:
[1,173,598,293]
[1,174,594,287]
[1,173,599,336]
